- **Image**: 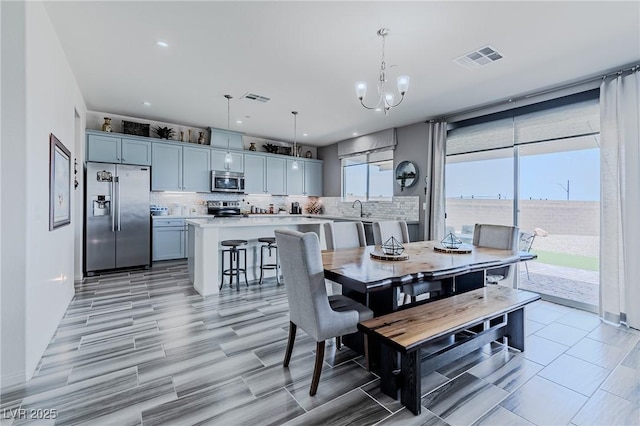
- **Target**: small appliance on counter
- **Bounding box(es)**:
[150,205,169,216]
[207,200,242,217]
[290,202,302,214]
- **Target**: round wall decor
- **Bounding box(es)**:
[395,161,418,191]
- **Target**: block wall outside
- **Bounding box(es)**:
[446,199,599,236]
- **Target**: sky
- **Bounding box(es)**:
[446,148,600,201]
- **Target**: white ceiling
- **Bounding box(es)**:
[44,1,639,146]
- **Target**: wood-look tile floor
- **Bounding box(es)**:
[1,260,638,425]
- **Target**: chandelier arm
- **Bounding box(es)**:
[385,93,406,109]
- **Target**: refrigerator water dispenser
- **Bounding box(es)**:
[92,195,111,216]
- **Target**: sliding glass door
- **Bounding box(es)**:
[445,90,601,310]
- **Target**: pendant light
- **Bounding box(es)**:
[291,111,299,170]
[224,95,233,167]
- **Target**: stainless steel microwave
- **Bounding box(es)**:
[211,171,245,193]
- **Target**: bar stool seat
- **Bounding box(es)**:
[220,239,249,291]
[258,237,281,285]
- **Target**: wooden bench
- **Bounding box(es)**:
[358,286,541,415]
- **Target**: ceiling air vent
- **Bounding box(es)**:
[453,45,504,70]
[241,92,271,103]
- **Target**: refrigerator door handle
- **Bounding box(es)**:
[111,180,116,232]
[116,176,122,231]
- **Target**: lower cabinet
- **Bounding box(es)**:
[152,219,187,261]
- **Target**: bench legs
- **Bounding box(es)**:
[377,306,527,416]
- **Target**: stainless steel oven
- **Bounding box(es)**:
[211,171,245,193]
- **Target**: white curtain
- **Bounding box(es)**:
[599,68,640,329]
[425,121,447,241]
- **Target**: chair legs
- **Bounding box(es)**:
[310,341,325,396]
[335,336,342,350]
[283,321,297,367]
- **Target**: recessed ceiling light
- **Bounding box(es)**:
[236,120,242,124]
[156,41,169,48]
[375,108,382,112]
[142,101,151,106]
[352,132,358,136]
[303,133,308,137]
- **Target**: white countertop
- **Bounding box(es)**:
[153,213,418,225]
[186,216,332,228]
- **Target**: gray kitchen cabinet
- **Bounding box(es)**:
[286,159,322,196]
[183,146,211,192]
[303,160,323,196]
[244,153,266,193]
[211,149,244,173]
[153,218,186,260]
[87,133,151,165]
[286,159,304,195]
[266,157,286,195]
[211,129,243,150]
[152,143,183,191]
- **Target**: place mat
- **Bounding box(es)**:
[433,244,473,254]
[370,250,409,261]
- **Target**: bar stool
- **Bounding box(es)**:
[258,237,281,285]
[220,239,249,291]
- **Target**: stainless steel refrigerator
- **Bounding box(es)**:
[85,162,150,275]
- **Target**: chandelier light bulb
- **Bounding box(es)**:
[384,92,395,108]
[355,81,368,99]
[397,75,410,95]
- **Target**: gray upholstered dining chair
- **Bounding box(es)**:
[472,223,520,284]
[274,229,373,396]
[372,220,442,305]
[324,221,366,250]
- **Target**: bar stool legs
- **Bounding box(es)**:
[258,237,281,285]
[220,240,249,291]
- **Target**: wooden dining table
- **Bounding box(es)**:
[322,240,536,362]
[322,240,536,315]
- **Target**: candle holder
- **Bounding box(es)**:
[441,232,463,249]
[382,236,404,255]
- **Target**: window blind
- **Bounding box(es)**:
[338,128,397,158]
[447,89,599,155]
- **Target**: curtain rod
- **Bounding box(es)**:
[437,62,639,123]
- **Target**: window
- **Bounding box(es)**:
[342,150,394,201]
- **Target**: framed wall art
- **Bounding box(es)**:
[49,133,71,230]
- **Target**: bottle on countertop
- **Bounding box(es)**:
[269,204,274,214]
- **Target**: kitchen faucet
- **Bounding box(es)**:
[352,199,364,217]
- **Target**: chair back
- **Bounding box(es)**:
[274,229,356,341]
[472,224,519,252]
[324,221,366,250]
[372,220,410,245]
[519,232,536,252]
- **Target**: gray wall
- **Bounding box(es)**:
[318,142,341,197]
[318,122,432,237]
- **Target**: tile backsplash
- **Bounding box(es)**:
[320,196,419,221]
[150,192,419,221]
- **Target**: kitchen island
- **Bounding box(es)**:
[186,216,331,296]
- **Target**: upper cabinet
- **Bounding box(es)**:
[304,160,323,196]
[87,132,151,165]
[244,154,288,195]
[183,146,211,192]
[211,149,244,173]
[152,143,211,192]
[210,128,243,150]
[286,159,323,196]
[151,143,183,191]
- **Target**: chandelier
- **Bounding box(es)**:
[355,28,410,115]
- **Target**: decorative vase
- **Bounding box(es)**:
[198,132,205,144]
[188,129,192,143]
[180,131,185,142]
[305,150,312,159]
[249,142,257,151]
[101,117,112,132]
